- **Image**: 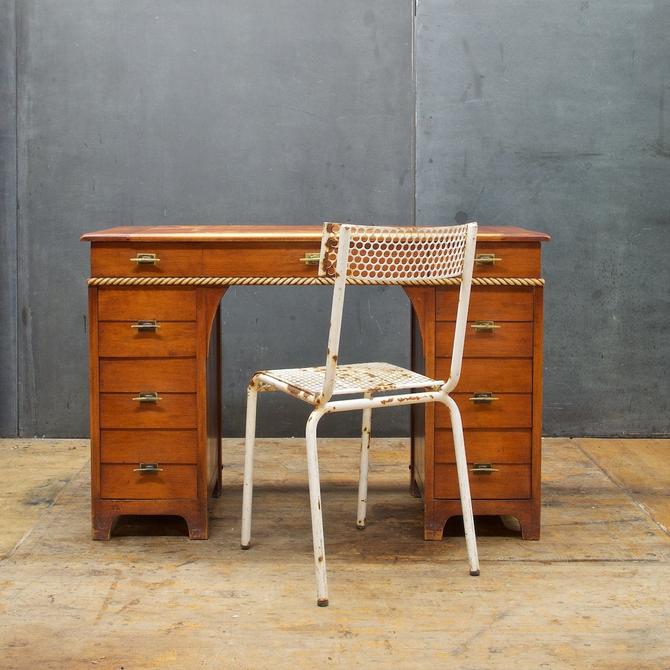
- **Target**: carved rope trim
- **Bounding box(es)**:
[87,276,545,287]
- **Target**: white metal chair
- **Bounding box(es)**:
[240,222,480,606]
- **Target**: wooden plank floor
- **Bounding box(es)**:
[0,437,668,669]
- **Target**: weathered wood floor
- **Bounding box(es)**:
[0,437,668,669]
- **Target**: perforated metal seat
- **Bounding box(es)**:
[240,221,480,607]
[257,362,444,400]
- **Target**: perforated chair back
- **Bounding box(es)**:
[319,222,473,283]
[317,222,478,402]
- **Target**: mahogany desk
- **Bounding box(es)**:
[81,225,550,541]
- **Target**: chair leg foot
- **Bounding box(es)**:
[306,411,329,606]
[317,598,329,607]
[240,543,250,550]
[470,569,480,577]
[356,521,366,530]
[441,395,480,575]
[240,385,258,551]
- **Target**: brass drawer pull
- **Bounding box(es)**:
[130,253,160,265]
[474,253,502,265]
[133,463,163,473]
[469,392,499,403]
[299,252,321,265]
[470,320,500,332]
[132,391,162,403]
[130,320,160,332]
[471,463,499,474]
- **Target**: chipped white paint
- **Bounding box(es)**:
[240,222,480,605]
[357,392,373,530]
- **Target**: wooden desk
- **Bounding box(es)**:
[81,225,550,541]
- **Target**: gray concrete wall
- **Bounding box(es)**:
[0,0,18,435]
[2,2,669,438]
[9,0,413,437]
[416,0,670,436]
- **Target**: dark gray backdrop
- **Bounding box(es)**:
[416,0,669,436]
[1,1,668,438]
[2,0,414,438]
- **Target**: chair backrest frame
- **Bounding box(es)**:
[316,222,478,403]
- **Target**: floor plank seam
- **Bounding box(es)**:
[575,441,670,540]
[0,458,90,563]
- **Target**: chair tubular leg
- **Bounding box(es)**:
[240,385,258,550]
[305,411,329,606]
[442,395,480,575]
[357,401,372,529]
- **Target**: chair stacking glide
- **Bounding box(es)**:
[240,221,480,606]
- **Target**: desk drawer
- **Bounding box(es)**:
[100,358,197,392]
[92,244,203,277]
[473,243,541,278]
[436,359,532,393]
[434,463,531,499]
[436,393,532,429]
[100,430,198,464]
[435,429,532,464]
[100,393,197,429]
[436,322,533,358]
[98,288,197,321]
[436,287,534,322]
[202,242,321,277]
[101,464,197,499]
[99,322,197,357]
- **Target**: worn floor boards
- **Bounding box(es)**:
[0,437,668,669]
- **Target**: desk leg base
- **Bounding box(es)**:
[92,511,116,541]
[424,500,541,541]
[185,510,208,540]
[92,503,209,540]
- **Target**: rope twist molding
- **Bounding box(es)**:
[87,276,545,287]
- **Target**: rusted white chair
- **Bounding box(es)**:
[240,222,480,606]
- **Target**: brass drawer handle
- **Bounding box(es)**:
[474,253,502,265]
[133,463,163,473]
[130,253,160,265]
[130,320,160,332]
[471,463,499,474]
[132,391,162,403]
[299,252,321,265]
[470,321,500,332]
[469,392,499,403]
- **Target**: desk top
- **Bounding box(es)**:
[81,225,551,244]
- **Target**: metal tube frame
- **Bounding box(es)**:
[240,222,480,606]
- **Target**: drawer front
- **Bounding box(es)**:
[100,430,198,464]
[92,244,203,277]
[202,242,321,277]
[100,358,197,392]
[101,464,197,499]
[436,322,533,358]
[434,463,531,499]
[436,287,534,322]
[436,359,532,393]
[99,322,197,357]
[98,288,196,321]
[435,429,531,464]
[100,393,197,429]
[436,393,532,429]
[473,243,541,278]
